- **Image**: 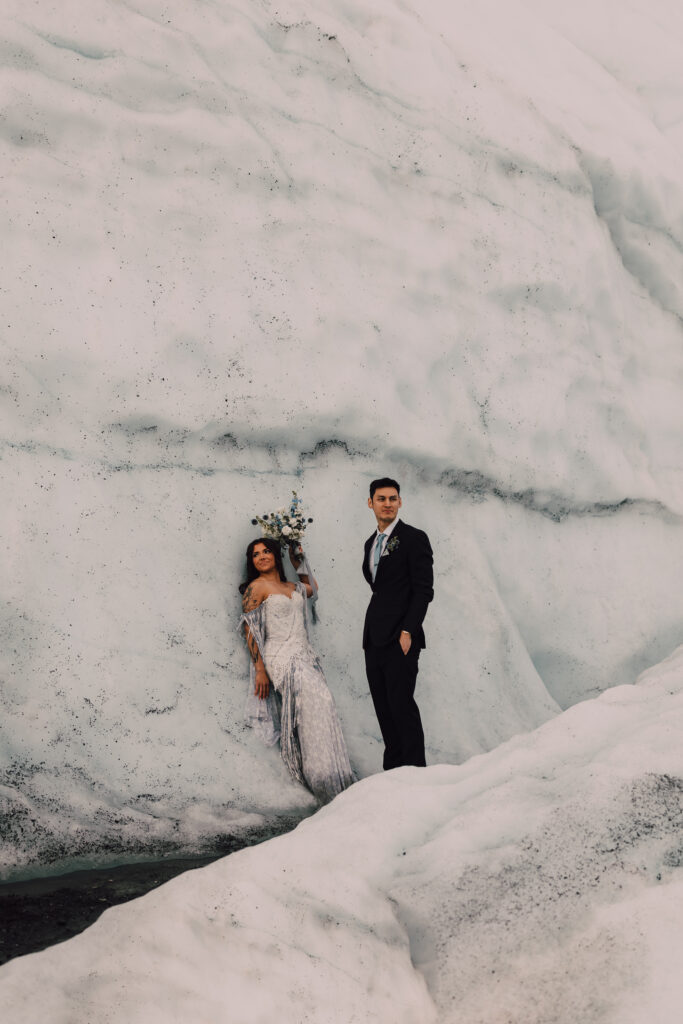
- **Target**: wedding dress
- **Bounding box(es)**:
[240,583,354,804]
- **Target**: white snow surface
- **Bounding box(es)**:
[2,0,683,872]
[2,647,683,1023]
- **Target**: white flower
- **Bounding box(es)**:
[282,525,292,536]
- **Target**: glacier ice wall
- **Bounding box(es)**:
[1,0,682,874]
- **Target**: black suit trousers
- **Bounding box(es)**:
[365,641,426,770]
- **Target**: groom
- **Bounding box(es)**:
[363,478,434,769]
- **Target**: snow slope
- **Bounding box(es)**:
[2,647,682,1023]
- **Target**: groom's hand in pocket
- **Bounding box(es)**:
[399,631,412,655]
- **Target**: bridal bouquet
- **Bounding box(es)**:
[252,491,313,547]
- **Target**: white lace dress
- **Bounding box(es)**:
[241,584,354,804]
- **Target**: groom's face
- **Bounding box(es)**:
[368,487,402,525]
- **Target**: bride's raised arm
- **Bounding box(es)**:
[288,544,316,598]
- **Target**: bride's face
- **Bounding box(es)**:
[253,542,275,574]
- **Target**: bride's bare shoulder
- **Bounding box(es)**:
[242,577,268,612]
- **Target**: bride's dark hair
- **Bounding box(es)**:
[239,537,287,594]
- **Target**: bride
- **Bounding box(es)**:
[239,538,354,804]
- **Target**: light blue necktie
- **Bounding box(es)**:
[372,532,386,581]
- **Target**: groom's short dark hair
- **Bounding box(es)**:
[369,477,401,498]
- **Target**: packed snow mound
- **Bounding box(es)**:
[2,0,683,873]
[2,647,682,1024]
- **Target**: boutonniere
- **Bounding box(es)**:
[382,536,400,556]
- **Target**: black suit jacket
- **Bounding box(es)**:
[362,520,434,650]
